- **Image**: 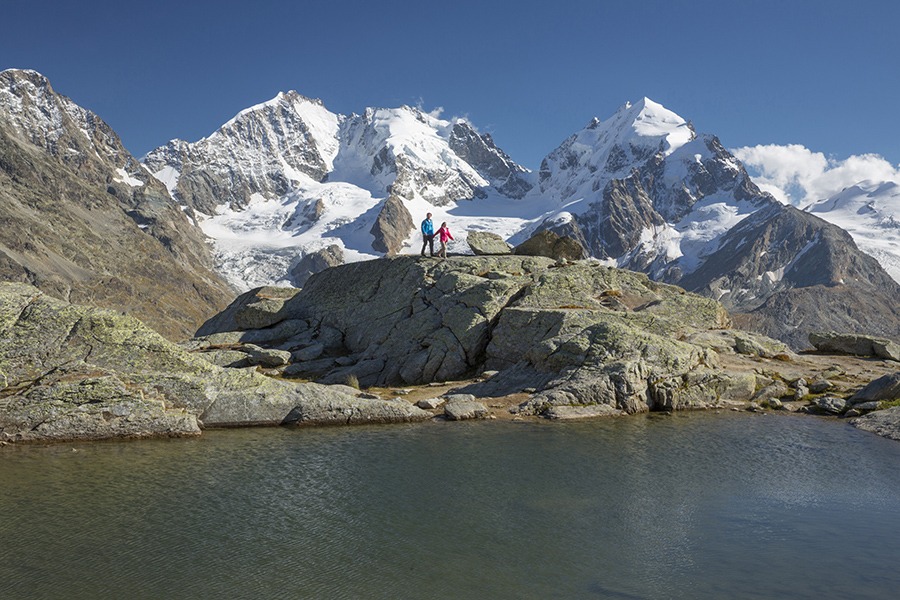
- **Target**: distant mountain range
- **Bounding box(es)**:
[1,68,898,347]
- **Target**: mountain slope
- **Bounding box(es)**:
[0,69,233,339]
[528,99,900,348]
[803,181,900,282]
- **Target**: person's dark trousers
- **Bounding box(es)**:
[421,234,435,256]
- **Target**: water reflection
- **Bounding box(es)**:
[2,413,900,599]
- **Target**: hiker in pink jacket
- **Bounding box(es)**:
[436,222,453,259]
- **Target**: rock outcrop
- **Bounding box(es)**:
[370,194,414,255]
[0,282,428,444]
[514,230,588,261]
[809,332,900,362]
[0,69,233,340]
[467,231,512,255]
[197,255,777,418]
[852,407,900,441]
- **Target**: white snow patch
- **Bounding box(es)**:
[114,167,144,187]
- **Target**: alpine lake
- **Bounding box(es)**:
[3,411,900,599]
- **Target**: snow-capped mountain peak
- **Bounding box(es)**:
[612,97,695,155]
[538,98,697,203]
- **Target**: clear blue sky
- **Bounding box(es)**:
[3,0,898,169]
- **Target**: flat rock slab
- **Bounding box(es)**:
[443,396,489,420]
[809,332,900,362]
[283,397,431,426]
[545,404,621,420]
[852,406,900,441]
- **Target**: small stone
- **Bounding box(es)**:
[767,398,784,410]
[393,389,413,396]
[790,378,808,390]
[809,379,833,394]
[416,397,445,410]
[481,370,500,379]
[811,396,848,415]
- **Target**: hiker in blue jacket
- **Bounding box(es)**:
[421,212,435,257]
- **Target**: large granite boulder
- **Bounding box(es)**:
[0,282,427,444]
[514,230,588,261]
[467,231,511,255]
[195,255,763,417]
[370,194,414,255]
[850,372,900,404]
[809,332,900,362]
[196,286,300,336]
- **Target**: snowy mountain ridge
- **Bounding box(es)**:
[2,68,898,349]
[141,89,899,300]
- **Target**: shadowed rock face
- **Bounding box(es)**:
[0,282,427,444]
[195,255,781,416]
[291,244,344,286]
[0,69,233,340]
[370,194,414,254]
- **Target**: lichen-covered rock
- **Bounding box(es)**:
[0,282,405,443]
[545,404,621,420]
[282,396,430,426]
[370,194,414,255]
[810,396,848,415]
[196,286,300,336]
[514,229,587,261]
[241,344,292,367]
[443,396,489,420]
[467,231,512,255]
[809,332,900,362]
[192,255,748,416]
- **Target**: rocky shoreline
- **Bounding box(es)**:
[2,256,899,445]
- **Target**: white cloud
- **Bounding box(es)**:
[732,144,900,206]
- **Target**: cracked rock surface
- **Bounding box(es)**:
[0,282,427,444]
[197,255,775,416]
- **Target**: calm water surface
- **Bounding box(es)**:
[2,412,900,599]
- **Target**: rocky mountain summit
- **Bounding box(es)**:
[0,69,232,339]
